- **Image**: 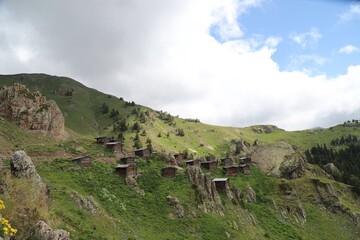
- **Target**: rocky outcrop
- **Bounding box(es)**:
[10,151,49,198]
[0,83,65,138]
[278,201,307,228]
[251,125,282,134]
[167,195,185,218]
[165,153,177,166]
[313,180,347,213]
[279,152,307,179]
[323,163,342,180]
[251,142,307,178]
[71,191,99,215]
[33,220,70,240]
[245,185,257,203]
[229,139,252,155]
[185,166,224,215]
[125,176,145,196]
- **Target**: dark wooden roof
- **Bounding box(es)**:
[223,165,238,169]
[212,178,228,182]
[72,156,90,161]
[106,142,123,145]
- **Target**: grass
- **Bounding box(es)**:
[2,73,360,239]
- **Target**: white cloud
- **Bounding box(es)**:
[1,0,360,131]
[209,0,263,41]
[338,45,360,54]
[265,36,282,48]
[288,54,327,70]
[340,3,360,22]
[289,27,322,48]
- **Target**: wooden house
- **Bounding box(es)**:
[72,156,92,167]
[223,165,238,176]
[239,164,250,174]
[212,178,229,192]
[134,148,152,159]
[201,160,217,171]
[161,166,177,178]
[106,142,124,153]
[119,156,135,165]
[220,157,233,166]
[185,159,201,167]
[173,152,184,162]
[115,164,137,177]
[239,157,251,166]
[95,136,111,145]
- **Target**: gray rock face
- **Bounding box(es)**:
[0,83,65,138]
[251,142,307,178]
[167,195,185,218]
[314,180,348,214]
[278,201,307,228]
[229,139,252,155]
[186,166,224,215]
[10,151,49,201]
[33,220,70,240]
[245,185,257,203]
[279,153,307,179]
[71,191,99,215]
[10,151,40,180]
[125,176,145,196]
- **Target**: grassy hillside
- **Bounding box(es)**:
[3,73,360,158]
[1,73,360,239]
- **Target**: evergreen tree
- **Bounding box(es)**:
[146,138,152,150]
[101,103,109,114]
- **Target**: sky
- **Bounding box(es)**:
[0,0,360,130]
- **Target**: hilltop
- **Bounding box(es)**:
[0,73,360,240]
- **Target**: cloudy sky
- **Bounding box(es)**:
[1,0,360,130]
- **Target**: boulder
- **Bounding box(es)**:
[167,195,185,218]
[71,191,99,215]
[251,142,307,178]
[323,163,342,180]
[0,83,66,138]
[10,151,48,197]
[33,220,70,240]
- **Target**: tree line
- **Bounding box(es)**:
[305,141,360,194]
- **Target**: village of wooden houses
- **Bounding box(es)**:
[72,136,252,192]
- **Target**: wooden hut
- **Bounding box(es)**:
[201,160,217,171]
[239,164,250,174]
[220,157,233,166]
[173,152,183,162]
[119,156,135,165]
[95,136,110,145]
[161,166,177,178]
[185,159,201,167]
[212,178,229,192]
[239,157,252,166]
[106,142,124,153]
[223,165,238,176]
[134,148,152,159]
[115,164,137,177]
[72,156,92,167]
